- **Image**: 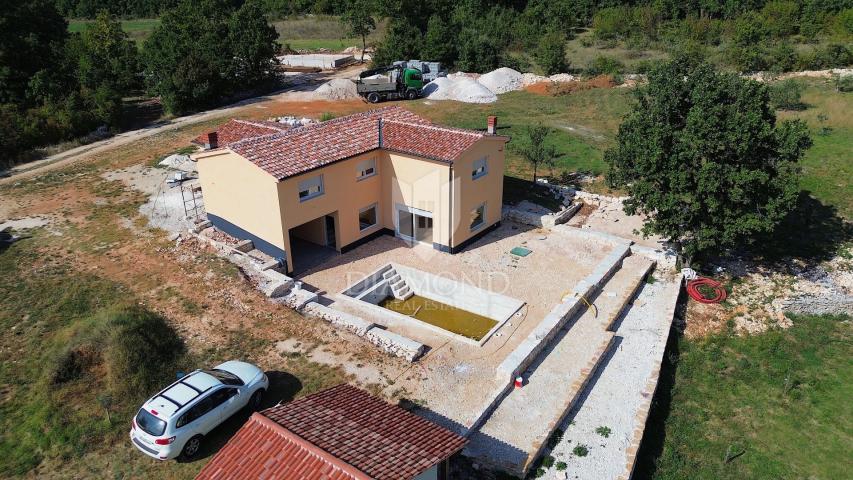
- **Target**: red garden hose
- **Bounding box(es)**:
[686,277,727,304]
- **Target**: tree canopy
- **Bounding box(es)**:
[143,0,277,114]
[605,56,812,263]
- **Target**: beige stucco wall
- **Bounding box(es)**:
[382,152,452,246]
[450,137,506,247]
[194,149,287,252]
[277,151,384,269]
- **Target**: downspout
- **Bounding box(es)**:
[448,164,453,251]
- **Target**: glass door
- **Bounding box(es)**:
[397,209,414,239]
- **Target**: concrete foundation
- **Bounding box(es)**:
[278,54,354,69]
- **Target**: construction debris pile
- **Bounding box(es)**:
[314,78,360,100]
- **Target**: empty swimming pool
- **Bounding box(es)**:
[340,263,524,346]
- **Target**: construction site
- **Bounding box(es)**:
[2,23,850,480]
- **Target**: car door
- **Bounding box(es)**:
[204,387,241,426]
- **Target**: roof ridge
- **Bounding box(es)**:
[234,119,288,130]
[382,119,483,137]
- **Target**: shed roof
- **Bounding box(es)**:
[195,384,467,480]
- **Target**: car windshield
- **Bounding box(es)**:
[135,408,166,436]
[204,369,244,386]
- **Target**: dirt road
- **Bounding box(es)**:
[0,67,365,186]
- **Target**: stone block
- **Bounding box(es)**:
[365,327,426,362]
[234,239,254,252]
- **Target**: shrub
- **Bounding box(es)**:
[104,306,186,397]
[595,426,612,438]
[556,461,567,470]
[535,31,568,75]
[592,7,632,40]
[838,75,853,92]
[586,55,624,76]
[769,79,805,110]
[320,112,335,121]
[573,444,589,457]
[768,42,798,73]
[542,455,555,468]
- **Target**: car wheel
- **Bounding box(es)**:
[180,435,203,460]
[367,92,380,103]
[248,389,265,411]
[406,89,418,100]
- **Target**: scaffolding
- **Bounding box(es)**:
[181,183,204,223]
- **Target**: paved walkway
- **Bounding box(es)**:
[465,253,656,475]
[545,273,681,480]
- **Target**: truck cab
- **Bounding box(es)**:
[356,66,424,103]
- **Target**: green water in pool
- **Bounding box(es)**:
[379,294,497,340]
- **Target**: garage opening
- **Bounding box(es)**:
[289,213,338,275]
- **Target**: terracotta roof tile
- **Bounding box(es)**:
[192,119,290,147]
[224,106,501,180]
[260,384,467,480]
[195,413,369,480]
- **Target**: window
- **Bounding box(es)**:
[298,175,323,201]
[470,203,486,231]
[472,157,488,180]
[359,204,377,231]
[135,409,166,436]
[356,158,376,180]
[204,369,244,386]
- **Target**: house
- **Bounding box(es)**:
[194,384,467,480]
[192,106,508,273]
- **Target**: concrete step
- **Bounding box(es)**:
[395,288,413,301]
[593,255,656,331]
[465,252,653,477]
[390,279,406,292]
[382,269,398,280]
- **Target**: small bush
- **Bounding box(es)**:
[320,112,336,121]
[573,444,589,457]
[535,31,568,75]
[769,79,805,110]
[838,75,853,92]
[104,306,186,398]
[542,455,555,468]
[586,55,624,76]
[595,426,612,438]
[556,461,567,471]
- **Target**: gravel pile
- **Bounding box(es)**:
[314,78,359,100]
[478,67,525,94]
[549,73,577,83]
[521,72,547,86]
[422,76,497,103]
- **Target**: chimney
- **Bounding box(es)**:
[205,132,218,150]
[487,116,497,135]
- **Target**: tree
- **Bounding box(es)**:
[144,0,278,114]
[422,14,456,65]
[341,0,375,63]
[0,0,69,104]
[535,31,568,75]
[515,124,558,185]
[605,56,812,264]
[228,0,279,85]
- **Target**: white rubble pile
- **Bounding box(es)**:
[314,78,359,100]
[478,67,525,94]
[422,76,497,103]
[158,154,196,172]
[274,116,314,127]
[521,72,547,86]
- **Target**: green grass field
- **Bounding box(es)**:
[638,314,852,479]
[68,18,160,42]
[274,15,386,52]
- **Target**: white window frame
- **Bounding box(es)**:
[298,175,324,202]
[356,158,377,181]
[470,203,486,231]
[472,157,488,180]
[358,203,378,231]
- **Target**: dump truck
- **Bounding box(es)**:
[392,60,447,83]
[356,65,424,103]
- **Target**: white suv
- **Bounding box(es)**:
[129,360,269,460]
